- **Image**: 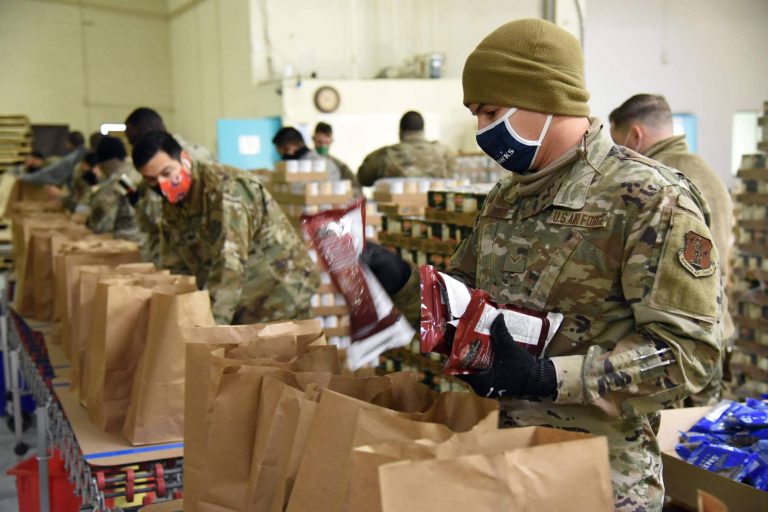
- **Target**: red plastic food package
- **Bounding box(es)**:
[444,288,563,375]
[419,265,473,355]
[302,198,414,370]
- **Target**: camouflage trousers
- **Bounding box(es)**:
[500,400,664,512]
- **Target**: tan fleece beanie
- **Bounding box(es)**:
[462,18,590,116]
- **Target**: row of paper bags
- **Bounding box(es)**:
[181,320,615,512]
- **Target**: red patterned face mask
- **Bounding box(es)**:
[159,164,192,204]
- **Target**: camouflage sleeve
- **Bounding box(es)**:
[159,220,189,275]
[357,147,389,187]
[336,158,361,191]
[444,147,458,177]
[204,183,255,324]
[86,188,118,234]
[136,191,162,264]
[552,187,723,418]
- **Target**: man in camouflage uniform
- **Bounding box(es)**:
[86,136,145,244]
[357,110,456,186]
[132,131,319,325]
[374,19,721,512]
[610,94,735,405]
[313,122,361,193]
[272,126,346,182]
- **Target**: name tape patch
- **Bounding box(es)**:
[547,209,608,228]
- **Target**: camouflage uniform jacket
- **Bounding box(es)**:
[394,121,722,512]
[86,159,145,244]
[357,131,457,186]
[644,135,735,343]
[327,153,361,193]
[135,182,163,265]
[159,160,319,325]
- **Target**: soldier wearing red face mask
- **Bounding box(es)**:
[131,130,319,325]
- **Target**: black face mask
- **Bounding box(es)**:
[282,146,310,160]
[82,170,99,185]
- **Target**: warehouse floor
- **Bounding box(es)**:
[0,414,36,512]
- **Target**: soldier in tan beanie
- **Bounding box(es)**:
[377,18,722,512]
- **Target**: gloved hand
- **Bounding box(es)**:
[360,241,412,296]
[459,314,558,400]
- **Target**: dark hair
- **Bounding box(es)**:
[68,131,85,148]
[89,131,104,150]
[609,94,672,130]
[95,135,127,163]
[30,150,44,160]
[272,127,306,147]
[125,108,166,138]
[132,131,182,169]
[399,111,424,132]
[83,152,98,168]
[314,122,333,136]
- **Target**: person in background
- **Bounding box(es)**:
[357,110,456,186]
[86,136,144,244]
[125,107,214,162]
[21,150,45,174]
[610,93,735,405]
[132,131,319,325]
[50,151,101,213]
[312,122,360,191]
[366,19,721,511]
[20,131,86,189]
[272,126,343,181]
[89,131,104,153]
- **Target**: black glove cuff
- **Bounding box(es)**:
[524,359,558,400]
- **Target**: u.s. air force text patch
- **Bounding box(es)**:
[547,209,608,228]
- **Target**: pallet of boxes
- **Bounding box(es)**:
[373,178,494,392]
[268,159,356,347]
[729,101,768,397]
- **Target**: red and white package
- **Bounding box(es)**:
[444,289,564,375]
[301,198,414,370]
[419,265,472,355]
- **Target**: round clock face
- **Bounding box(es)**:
[314,86,340,113]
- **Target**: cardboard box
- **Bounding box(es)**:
[140,499,183,511]
[658,407,768,511]
[272,169,329,183]
[373,191,427,207]
[274,191,353,206]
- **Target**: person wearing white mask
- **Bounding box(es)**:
[364,19,722,512]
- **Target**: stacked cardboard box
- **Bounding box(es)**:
[0,115,31,174]
[267,161,355,345]
[454,154,504,183]
[729,101,768,397]
[378,182,492,270]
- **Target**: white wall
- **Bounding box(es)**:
[248,0,542,81]
[584,0,768,185]
[0,0,173,139]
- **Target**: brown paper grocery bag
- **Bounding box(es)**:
[122,288,214,445]
[86,276,196,431]
[73,263,160,398]
[378,428,613,512]
[286,389,498,512]
[349,425,612,512]
[185,345,341,512]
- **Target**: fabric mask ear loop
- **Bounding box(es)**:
[527,114,554,171]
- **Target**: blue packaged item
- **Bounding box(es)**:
[686,442,760,482]
[746,440,768,491]
[746,398,768,409]
[731,428,768,447]
[735,409,768,428]
[690,400,745,433]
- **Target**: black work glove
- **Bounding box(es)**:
[360,241,412,296]
[459,314,558,400]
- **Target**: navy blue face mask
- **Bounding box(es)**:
[475,108,553,173]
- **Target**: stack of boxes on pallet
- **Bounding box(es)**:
[453,154,504,184]
[0,115,31,174]
[730,101,768,397]
[377,179,493,270]
[267,160,355,346]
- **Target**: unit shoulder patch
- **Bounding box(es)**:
[678,230,716,277]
